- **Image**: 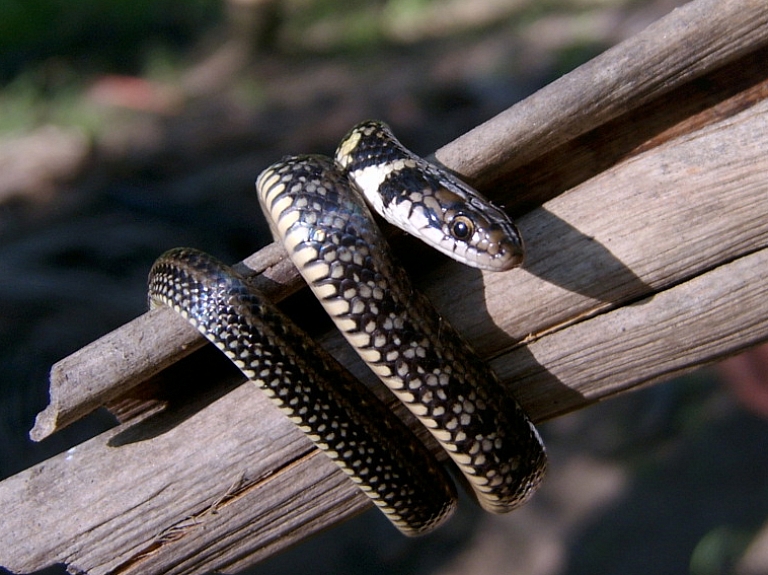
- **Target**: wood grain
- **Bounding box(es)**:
[3,0,768,573]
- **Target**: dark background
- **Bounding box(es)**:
[1,1,767,574]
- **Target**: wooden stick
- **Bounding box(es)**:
[3,1,768,573]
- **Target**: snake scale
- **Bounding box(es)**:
[149,121,546,536]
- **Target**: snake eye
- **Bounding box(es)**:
[450,215,474,240]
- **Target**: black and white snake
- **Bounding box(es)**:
[148,121,546,536]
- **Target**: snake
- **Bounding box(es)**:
[148,121,546,536]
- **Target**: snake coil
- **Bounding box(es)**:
[149,121,546,535]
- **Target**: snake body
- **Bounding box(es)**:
[258,150,545,513]
[149,121,546,534]
[149,248,456,535]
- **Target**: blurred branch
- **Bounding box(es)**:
[2,0,768,573]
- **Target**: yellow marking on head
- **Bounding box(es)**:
[335,130,362,168]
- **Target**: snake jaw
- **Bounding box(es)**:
[463,219,525,272]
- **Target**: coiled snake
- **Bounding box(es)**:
[149,121,546,536]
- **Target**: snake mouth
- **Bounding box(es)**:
[467,222,524,272]
[495,248,525,271]
[497,236,525,270]
[474,250,523,272]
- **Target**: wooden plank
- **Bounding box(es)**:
[3,1,768,573]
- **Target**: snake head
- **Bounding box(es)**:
[403,167,523,272]
[336,120,524,272]
[430,178,524,271]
